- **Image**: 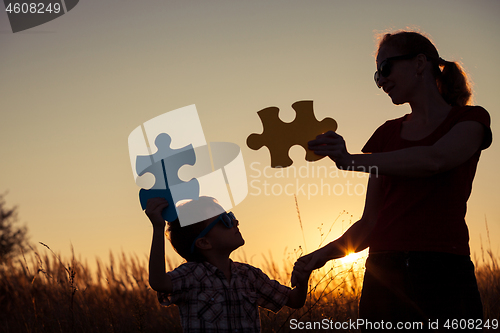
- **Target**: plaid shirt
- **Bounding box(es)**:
[158,260,291,333]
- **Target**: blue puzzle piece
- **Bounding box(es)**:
[138,160,176,222]
[136,133,200,222]
[136,133,193,177]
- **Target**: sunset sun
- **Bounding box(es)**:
[339,252,364,265]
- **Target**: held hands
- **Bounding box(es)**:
[308,131,351,169]
[291,247,331,287]
[290,262,312,289]
[145,197,169,229]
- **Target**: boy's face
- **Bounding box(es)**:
[204,212,245,253]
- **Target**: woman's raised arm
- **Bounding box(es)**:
[309,120,485,177]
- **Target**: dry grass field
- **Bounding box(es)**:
[0,240,498,333]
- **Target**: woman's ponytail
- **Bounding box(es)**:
[437,59,472,107]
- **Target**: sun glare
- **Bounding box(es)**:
[339,252,364,265]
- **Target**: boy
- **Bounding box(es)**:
[146,196,311,333]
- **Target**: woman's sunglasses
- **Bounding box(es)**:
[190,212,237,253]
[374,53,419,88]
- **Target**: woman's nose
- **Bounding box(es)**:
[377,75,388,89]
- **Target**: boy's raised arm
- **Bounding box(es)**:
[146,198,173,293]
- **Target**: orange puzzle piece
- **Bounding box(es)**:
[247,100,337,168]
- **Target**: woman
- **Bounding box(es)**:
[292,31,492,330]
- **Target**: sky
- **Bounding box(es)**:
[1,0,499,272]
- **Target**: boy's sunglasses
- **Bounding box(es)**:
[190,212,237,253]
[374,53,419,88]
